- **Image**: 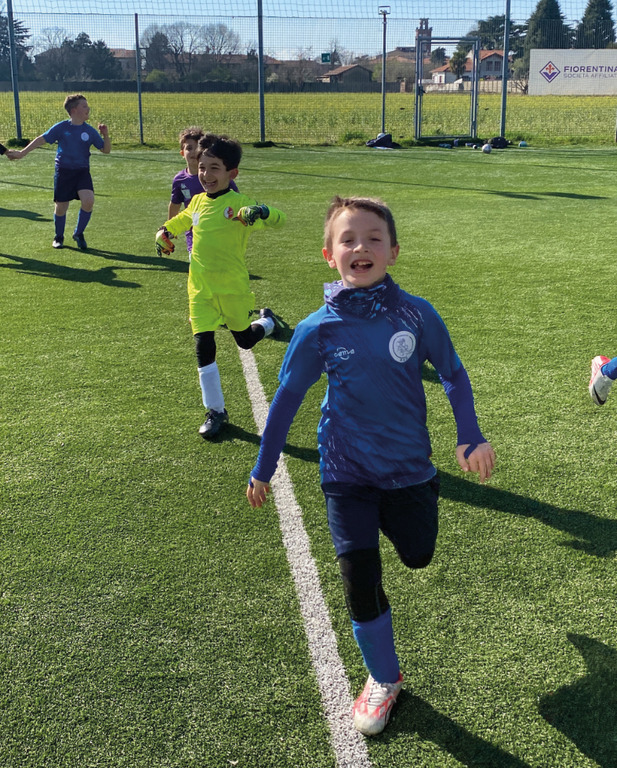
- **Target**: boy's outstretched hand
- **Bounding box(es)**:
[247,477,270,508]
[456,442,495,483]
[155,227,175,256]
[234,204,269,226]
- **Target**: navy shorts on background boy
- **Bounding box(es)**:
[54,167,94,202]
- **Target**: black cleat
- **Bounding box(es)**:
[72,232,88,250]
[52,236,64,249]
[199,409,229,439]
[259,307,284,338]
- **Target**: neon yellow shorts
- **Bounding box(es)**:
[190,292,256,334]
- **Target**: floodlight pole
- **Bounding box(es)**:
[379,6,390,135]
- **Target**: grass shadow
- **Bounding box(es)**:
[539,634,617,768]
[0,253,145,288]
[541,191,606,200]
[0,206,51,221]
[221,422,320,464]
[86,247,188,273]
[423,363,441,384]
[0,249,187,287]
[383,692,531,767]
[440,471,617,557]
[240,164,610,201]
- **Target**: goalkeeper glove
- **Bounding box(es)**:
[234,204,270,227]
[155,227,175,256]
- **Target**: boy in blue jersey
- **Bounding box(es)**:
[246,196,495,736]
[168,128,238,257]
[589,355,617,405]
[7,94,110,250]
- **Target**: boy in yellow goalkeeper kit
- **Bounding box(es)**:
[156,135,286,439]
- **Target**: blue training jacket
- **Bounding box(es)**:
[254,274,484,488]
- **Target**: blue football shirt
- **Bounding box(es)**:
[43,121,104,169]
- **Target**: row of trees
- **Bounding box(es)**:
[448,0,615,82]
[0,19,250,82]
[0,0,615,84]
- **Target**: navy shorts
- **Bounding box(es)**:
[322,475,440,564]
[54,167,94,203]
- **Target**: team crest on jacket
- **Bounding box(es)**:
[389,331,416,363]
[224,206,234,219]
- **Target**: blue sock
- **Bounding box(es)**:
[352,609,400,684]
[54,214,66,239]
[602,357,617,380]
[74,209,92,235]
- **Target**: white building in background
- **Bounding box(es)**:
[431,50,509,84]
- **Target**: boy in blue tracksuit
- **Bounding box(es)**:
[246,196,495,736]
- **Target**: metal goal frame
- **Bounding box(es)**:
[414,36,481,141]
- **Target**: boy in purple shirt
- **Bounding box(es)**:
[168,128,238,256]
[7,94,110,250]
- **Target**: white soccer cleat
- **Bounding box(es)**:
[589,356,612,406]
[352,673,403,736]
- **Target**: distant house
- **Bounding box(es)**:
[111,49,136,76]
[431,50,509,84]
[316,64,372,84]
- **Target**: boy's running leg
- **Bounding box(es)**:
[324,483,403,736]
[343,556,402,736]
[195,331,228,439]
[53,214,66,248]
[73,189,94,250]
[73,209,92,250]
[256,308,283,337]
[53,201,69,249]
[198,362,228,438]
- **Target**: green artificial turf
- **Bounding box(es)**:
[1,143,616,767]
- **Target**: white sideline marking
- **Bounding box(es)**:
[239,348,372,768]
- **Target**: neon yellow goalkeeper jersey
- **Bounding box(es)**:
[164,189,286,300]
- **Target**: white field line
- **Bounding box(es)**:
[239,348,372,768]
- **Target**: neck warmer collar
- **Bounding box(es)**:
[323,273,398,318]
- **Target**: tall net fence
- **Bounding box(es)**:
[2,0,617,145]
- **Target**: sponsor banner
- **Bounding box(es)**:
[529,49,617,95]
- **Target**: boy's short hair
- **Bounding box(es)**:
[198,134,242,170]
[178,126,204,148]
[197,133,220,152]
[324,196,398,249]
[64,94,86,114]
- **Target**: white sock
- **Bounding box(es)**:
[252,316,275,337]
[198,363,225,412]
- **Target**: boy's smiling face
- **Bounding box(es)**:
[198,153,238,195]
[323,207,399,289]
